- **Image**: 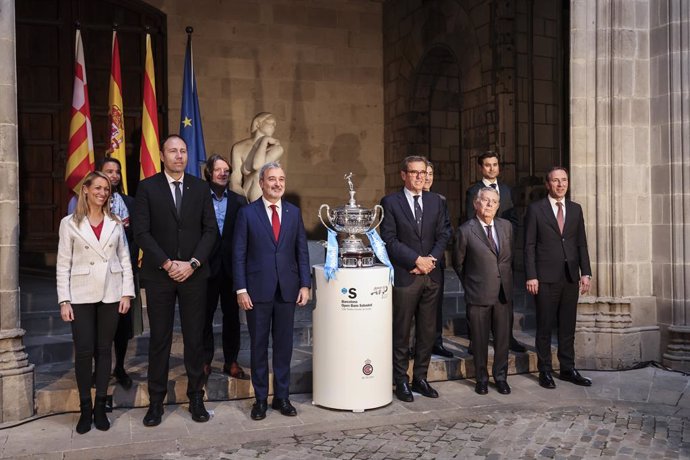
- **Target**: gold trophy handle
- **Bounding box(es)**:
[369,204,384,232]
[318,204,336,232]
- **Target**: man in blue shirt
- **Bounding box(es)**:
[202,154,247,379]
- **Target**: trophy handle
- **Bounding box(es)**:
[318,204,336,232]
[369,204,384,232]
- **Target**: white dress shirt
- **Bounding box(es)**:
[478,218,499,252]
[164,171,185,206]
[403,187,423,215]
[547,195,566,219]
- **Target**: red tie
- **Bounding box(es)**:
[556,202,564,234]
[270,204,280,242]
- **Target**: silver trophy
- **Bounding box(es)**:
[319,173,384,268]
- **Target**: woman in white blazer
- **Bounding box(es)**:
[56,171,135,434]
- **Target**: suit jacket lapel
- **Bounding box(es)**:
[99,216,117,248]
[397,190,419,236]
[470,218,495,254]
[157,173,179,222]
[495,219,510,257]
[564,200,577,234]
[540,198,560,234]
[277,204,290,246]
[253,199,277,246]
[73,218,107,259]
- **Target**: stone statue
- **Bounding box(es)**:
[230,112,284,202]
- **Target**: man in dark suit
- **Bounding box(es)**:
[524,166,592,389]
[380,155,452,402]
[134,135,218,426]
[233,162,311,421]
[464,151,525,353]
[201,154,246,379]
[454,187,513,395]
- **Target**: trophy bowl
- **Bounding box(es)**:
[318,173,384,268]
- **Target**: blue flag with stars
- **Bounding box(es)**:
[180,32,206,177]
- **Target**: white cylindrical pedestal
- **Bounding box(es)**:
[312,264,392,411]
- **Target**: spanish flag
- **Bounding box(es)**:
[107,30,128,194]
[65,29,95,196]
[139,33,160,180]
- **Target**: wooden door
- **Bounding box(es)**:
[16,0,167,267]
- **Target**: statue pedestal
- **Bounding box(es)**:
[312,265,392,412]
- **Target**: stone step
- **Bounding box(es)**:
[24,319,314,365]
[34,332,555,415]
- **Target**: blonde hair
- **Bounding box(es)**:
[72,171,117,224]
[250,112,275,135]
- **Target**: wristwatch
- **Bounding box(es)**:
[190,259,200,270]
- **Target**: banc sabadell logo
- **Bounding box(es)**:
[340,287,357,299]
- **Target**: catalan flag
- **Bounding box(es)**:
[180,30,206,177]
[139,33,160,180]
[65,29,95,195]
[107,30,128,194]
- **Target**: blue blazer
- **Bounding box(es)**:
[232,198,311,303]
[380,189,452,287]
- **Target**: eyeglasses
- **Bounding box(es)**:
[406,170,428,177]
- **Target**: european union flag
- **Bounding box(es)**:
[180,31,206,177]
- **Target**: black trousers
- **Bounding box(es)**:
[392,275,440,384]
[245,290,295,400]
[534,277,579,372]
[203,269,241,366]
[71,302,120,399]
[145,275,207,402]
[468,302,510,384]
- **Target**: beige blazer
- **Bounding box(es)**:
[56,214,135,304]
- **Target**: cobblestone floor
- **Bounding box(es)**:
[140,404,690,459]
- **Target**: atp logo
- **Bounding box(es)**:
[340,287,357,299]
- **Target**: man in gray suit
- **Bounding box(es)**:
[453,186,513,395]
[464,151,525,354]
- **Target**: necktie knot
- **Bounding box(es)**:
[489,183,497,189]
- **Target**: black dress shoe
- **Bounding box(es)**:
[495,381,511,394]
[395,381,414,402]
[113,367,133,390]
[559,369,592,386]
[475,382,488,395]
[411,378,439,398]
[271,398,297,416]
[251,399,267,420]
[188,394,210,423]
[538,371,556,389]
[432,344,454,358]
[143,402,164,427]
[509,338,527,353]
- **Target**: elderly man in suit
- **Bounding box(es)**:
[202,154,247,379]
[233,162,311,421]
[454,186,513,395]
[380,155,452,402]
[464,151,525,354]
[134,135,218,426]
[524,166,592,389]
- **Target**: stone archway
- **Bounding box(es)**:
[408,46,463,225]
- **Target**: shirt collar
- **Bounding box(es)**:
[210,188,228,200]
[482,178,498,188]
[164,171,185,185]
[403,187,422,200]
[262,197,282,210]
[477,217,495,228]
[548,195,565,207]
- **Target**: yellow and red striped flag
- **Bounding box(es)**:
[107,30,128,194]
[139,33,160,180]
[65,29,95,195]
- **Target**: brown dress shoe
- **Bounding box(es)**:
[223,362,247,379]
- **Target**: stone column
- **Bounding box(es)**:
[570,0,659,369]
[0,0,35,422]
[652,0,690,372]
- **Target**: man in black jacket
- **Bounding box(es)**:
[201,154,246,379]
[134,135,218,426]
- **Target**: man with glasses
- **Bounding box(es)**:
[380,156,452,402]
